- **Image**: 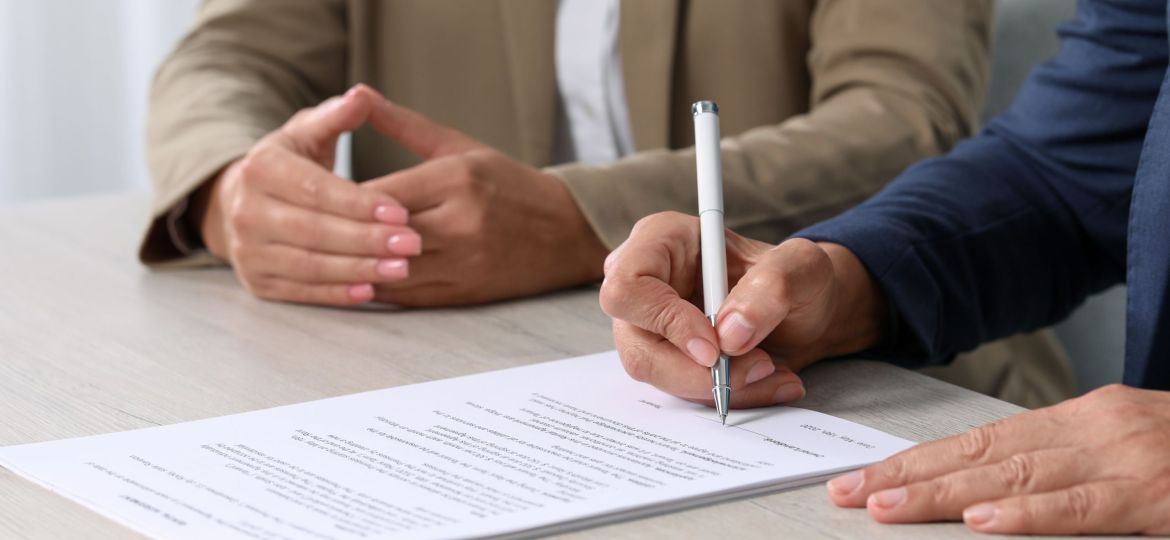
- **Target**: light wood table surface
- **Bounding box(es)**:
[0,194,1053,539]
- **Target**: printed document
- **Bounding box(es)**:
[0,351,914,539]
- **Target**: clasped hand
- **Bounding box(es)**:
[198,85,607,307]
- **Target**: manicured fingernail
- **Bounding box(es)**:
[745,361,776,384]
[376,259,409,279]
[773,382,804,402]
[348,283,374,300]
[828,470,863,495]
[870,487,906,509]
[685,339,718,367]
[963,503,997,527]
[387,233,421,256]
[717,312,754,353]
[374,205,408,224]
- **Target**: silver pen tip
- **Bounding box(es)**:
[720,414,727,426]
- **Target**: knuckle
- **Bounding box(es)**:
[620,345,655,383]
[225,239,249,266]
[631,211,693,237]
[957,426,995,463]
[879,456,910,486]
[239,147,274,183]
[1086,383,1131,403]
[1065,486,1096,527]
[926,478,959,508]
[598,276,631,317]
[650,301,690,341]
[999,453,1037,491]
[226,199,258,238]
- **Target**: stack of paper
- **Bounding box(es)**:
[0,351,913,539]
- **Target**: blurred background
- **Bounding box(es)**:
[0,0,1120,394]
[0,0,199,201]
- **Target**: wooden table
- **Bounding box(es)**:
[0,194,1037,539]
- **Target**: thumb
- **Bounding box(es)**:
[715,238,834,356]
[281,84,377,158]
[367,91,484,159]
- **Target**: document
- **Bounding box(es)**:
[0,351,913,539]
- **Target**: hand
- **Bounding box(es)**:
[357,99,609,307]
[827,384,1170,535]
[195,85,420,306]
[598,212,887,408]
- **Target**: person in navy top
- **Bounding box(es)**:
[599,0,1170,534]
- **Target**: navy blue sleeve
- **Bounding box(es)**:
[795,0,1167,367]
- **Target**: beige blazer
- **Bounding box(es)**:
[143,0,994,259]
[141,0,1075,407]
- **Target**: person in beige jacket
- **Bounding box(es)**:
[141,0,1074,408]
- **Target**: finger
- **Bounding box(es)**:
[613,321,803,407]
[360,156,467,212]
[370,250,455,291]
[256,199,420,257]
[965,481,1146,535]
[248,278,375,306]
[716,238,832,356]
[247,145,407,224]
[244,244,410,284]
[367,94,484,159]
[827,407,1071,508]
[281,85,376,155]
[600,213,715,366]
[605,275,719,367]
[687,351,807,409]
[861,447,1094,523]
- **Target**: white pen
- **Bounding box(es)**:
[692,100,731,425]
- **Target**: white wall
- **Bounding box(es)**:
[0,0,200,203]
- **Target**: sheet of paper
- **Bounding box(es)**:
[0,351,914,539]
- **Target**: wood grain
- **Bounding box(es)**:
[0,194,1053,539]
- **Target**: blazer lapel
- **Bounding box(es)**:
[619,0,680,151]
[1125,70,1170,390]
[497,1,558,165]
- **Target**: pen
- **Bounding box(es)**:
[691,100,731,426]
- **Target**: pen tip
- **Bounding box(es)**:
[721,415,727,426]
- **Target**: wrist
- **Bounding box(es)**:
[817,242,889,358]
[192,161,237,259]
[545,172,609,282]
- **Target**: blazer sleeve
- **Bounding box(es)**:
[140,0,348,266]
[795,0,1168,367]
[550,0,993,248]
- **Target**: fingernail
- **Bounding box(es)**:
[387,233,422,256]
[717,312,754,353]
[870,487,906,509]
[827,470,863,495]
[963,503,997,527]
[376,259,409,279]
[685,339,718,367]
[374,205,408,224]
[773,382,804,403]
[348,283,374,300]
[745,361,776,384]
